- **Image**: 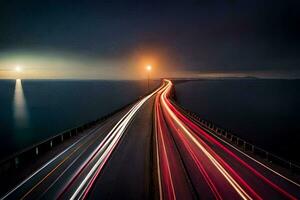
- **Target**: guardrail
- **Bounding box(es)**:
[169,85,300,175]
[0,81,162,174]
[0,90,156,174]
[0,104,131,174]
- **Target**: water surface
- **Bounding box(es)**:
[0,79,158,159]
[175,79,300,163]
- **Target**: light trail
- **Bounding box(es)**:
[2,79,299,199]
[160,81,255,199]
[187,112,300,188]
[166,98,298,199]
[0,125,101,200]
[155,93,176,200]
[2,83,164,200]
[154,99,163,200]
[154,79,299,199]
[58,100,144,198]
[160,81,254,200]
[20,113,131,200]
[68,84,164,200]
[39,118,119,198]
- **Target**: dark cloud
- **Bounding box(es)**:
[0,0,299,73]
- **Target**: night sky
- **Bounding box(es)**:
[0,0,299,79]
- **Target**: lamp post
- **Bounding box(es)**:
[146,64,152,92]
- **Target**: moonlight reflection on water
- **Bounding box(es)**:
[13,79,28,128]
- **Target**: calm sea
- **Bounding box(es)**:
[0,79,159,159]
[175,79,300,163]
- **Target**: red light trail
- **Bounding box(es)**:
[154,79,299,199]
[2,79,299,200]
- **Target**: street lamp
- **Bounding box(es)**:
[146,65,152,92]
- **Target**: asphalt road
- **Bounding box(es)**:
[1,106,130,200]
[155,79,300,199]
[0,85,159,200]
[1,80,300,200]
[87,94,155,200]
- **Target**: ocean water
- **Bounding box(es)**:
[175,79,300,163]
[0,79,159,159]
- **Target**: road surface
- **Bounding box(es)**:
[87,88,155,200]
[154,80,300,199]
[0,85,162,200]
[1,79,300,200]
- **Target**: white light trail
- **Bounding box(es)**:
[70,84,164,200]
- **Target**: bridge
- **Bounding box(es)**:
[0,79,300,199]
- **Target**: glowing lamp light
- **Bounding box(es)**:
[15,65,22,73]
[146,65,152,71]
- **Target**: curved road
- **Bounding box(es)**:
[0,84,162,200]
[1,80,300,199]
[154,80,300,199]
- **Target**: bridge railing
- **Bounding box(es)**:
[0,96,143,174]
[168,90,300,175]
[0,81,161,175]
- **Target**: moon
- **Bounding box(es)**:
[15,65,22,73]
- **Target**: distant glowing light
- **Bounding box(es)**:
[15,65,22,73]
[146,65,152,71]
